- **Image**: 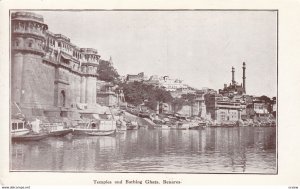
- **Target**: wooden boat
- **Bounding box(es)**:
[85,129,116,136]
[12,132,49,142]
[198,121,208,127]
[188,121,201,130]
[11,119,30,136]
[73,128,116,136]
[126,121,139,130]
[189,125,201,130]
[12,118,50,141]
[161,124,171,130]
[73,120,117,136]
[42,122,73,137]
[49,128,73,137]
[170,121,190,130]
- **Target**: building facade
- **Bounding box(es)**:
[96,81,126,107]
[11,12,101,118]
[126,72,145,82]
[205,93,244,123]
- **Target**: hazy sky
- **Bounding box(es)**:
[34,10,277,97]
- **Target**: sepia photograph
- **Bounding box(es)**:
[9,10,277,174]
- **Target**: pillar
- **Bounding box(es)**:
[12,52,23,103]
[80,76,86,103]
[85,76,96,105]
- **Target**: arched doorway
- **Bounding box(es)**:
[60,90,66,107]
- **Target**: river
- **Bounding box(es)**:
[11,127,276,173]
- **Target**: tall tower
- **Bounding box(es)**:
[80,48,100,105]
[242,62,246,93]
[11,12,48,106]
[231,66,235,85]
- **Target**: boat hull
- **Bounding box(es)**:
[12,133,49,142]
[126,125,139,130]
[170,127,189,130]
[11,129,30,136]
[49,129,73,137]
[189,126,201,130]
[73,129,116,136]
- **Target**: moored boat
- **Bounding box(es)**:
[42,122,73,137]
[11,119,30,136]
[11,132,49,142]
[161,124,171,130]
[126,121,139,130]
[85,129,116,136]
[188,125,201,130]
[170,121,190,130]
[188,120,201,130]
[49,128,73,137]
[73,119,117,136]
[11,118,49,142]
[198,121,208,128]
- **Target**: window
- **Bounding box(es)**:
[12,123,17,130]
[18,122,23,129]
[28,42,32,48]
[15,41,19,47]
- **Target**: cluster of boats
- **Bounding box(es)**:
[11,119,118,142]
[11,113,148,142]
[151,117,208,130]
[11,109,276,142]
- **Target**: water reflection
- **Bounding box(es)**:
[11,127,276,173]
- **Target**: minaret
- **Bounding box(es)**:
[231,66,235,85]
[242,62,246,93]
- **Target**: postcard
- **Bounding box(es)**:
[0,0,299,188]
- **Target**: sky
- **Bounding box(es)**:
[35,10,277,97]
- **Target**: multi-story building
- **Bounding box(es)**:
[143,75,160,87]
[159,76,187,92]
[126,72,145,82]
[246,100,269,118]
[11,12,103,119]
[205,93,244,123]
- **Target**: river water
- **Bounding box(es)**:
[11,127,276,173]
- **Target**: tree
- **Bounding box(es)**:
[119,81,173,110]
[259,95,271,103]
[97,60,119,83]
[259,95,273,113]
[182,93,197,102]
